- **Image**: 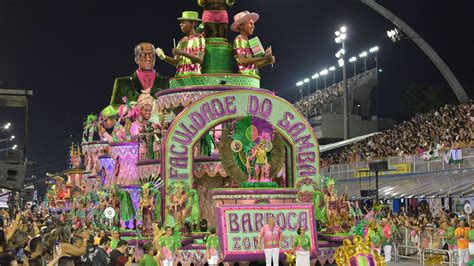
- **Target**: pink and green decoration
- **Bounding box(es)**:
[161,90,321,225]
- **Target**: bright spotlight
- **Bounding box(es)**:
[348,56,357,63]
[3,122,11,130]
[319,69,328,75]
[338,59,344,67]
[359,51,368,58]
[340,26,347,33]
[369,46,379,53]
[311,73,320,79]
[303,78,310,83]
[296,81,304,86]
[10,135,15,140]
[12,145,17,150]
[329,66,336,71]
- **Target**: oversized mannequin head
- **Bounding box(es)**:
[134,42,156,71]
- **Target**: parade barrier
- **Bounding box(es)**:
[421,248,453,266]
[395,227,422,263]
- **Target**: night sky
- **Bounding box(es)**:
[1,0,472,179]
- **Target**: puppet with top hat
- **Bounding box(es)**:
[159,11,206,77]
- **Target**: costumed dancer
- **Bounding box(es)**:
[197,0,234,38]
[231,11,275,78]
[132,90,162,159]
[324,179,342,233]
[186,189,200,232]
[109,185,135,229]
[158,226,181,266]
[206,228,221,266]
[98,105,124,143]
[157,11,206,77]
[456,219,470,266]
[138,179,162,234]
[82,114,98,143]
[258,217,282,266]
[365,219,384,258]
[468,220,474,266]
[293,226,311,266]
[168,181,188,226]
[381,218,392,263]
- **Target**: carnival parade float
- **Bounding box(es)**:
[49,2,386,265]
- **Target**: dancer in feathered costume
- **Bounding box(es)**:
[138,175,163,234]
[158,225,182,266]
[168,181,188,226]
[186,189,200,231]
[109,185,135,228]
[206,228,221,266]
[82,114,98,143]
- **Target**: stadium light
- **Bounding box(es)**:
[10,135,15,140]
[303,78,311,94]
[387,28,401,42]
[329,66,336,85]
[369,46,379,53]
[296,81,304,87]
[334,26,349,140]
[359,51,368,71]
[12,145,17,150]
[2,122,11,130]
[349,56,357,76]
[359,51,368,58]
[311,73,320,91]
[370,46,380,70]
[319,69,328,88]
[338,59,344,67]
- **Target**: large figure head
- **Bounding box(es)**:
[134,42,156,71]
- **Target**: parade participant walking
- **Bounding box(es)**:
[231,11,275,78]
[258,217,282,266]
[139,243,157,266]
[381,218,392,262]
[159,11,206,77]
[293,226,311,266]
[206,228,221,266]
[159,226,180,266]
[468,220,474,266]
[456,219,470,266]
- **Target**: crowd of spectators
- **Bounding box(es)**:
[322,102,474,166]
[0,205,144,266]
[294,69,377,117]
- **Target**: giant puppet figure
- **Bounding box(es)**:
[109,42,169,108]
[197,0,234,38]
[157,11,206,77]
[231,11,275,78]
